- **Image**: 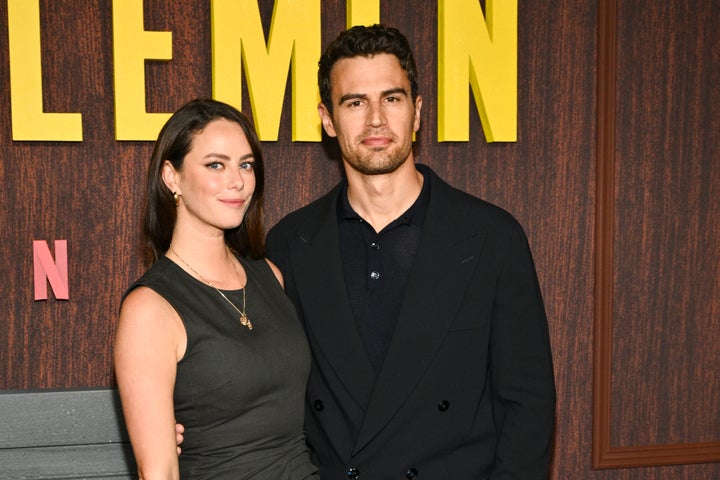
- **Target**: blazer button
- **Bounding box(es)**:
[405,467,418,479]
[438,400,450,411]
[313,399,324,411]
[346,466,360,478]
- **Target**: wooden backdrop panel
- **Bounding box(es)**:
[612,0,720,445]
[592,0,720,470]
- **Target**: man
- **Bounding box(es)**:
[265,24,556,479]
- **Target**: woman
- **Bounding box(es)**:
[114,99,318,479]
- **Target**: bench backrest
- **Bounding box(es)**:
[0,389,136,479]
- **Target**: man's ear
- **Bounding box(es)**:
[413,95,423,133]
[161,161,180,194]
[318,103,337,138]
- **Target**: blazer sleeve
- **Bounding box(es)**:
[489,221,556,479]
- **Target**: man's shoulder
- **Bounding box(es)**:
[266,184,341,267]
[269,184,341,236]
[425,166,520,231]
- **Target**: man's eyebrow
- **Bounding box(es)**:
[338,88,409,105]
[382,87,409,97]
[338,93,367,104]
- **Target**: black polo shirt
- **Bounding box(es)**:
[337,166,430,373]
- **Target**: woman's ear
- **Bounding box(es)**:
[161,161,180,194]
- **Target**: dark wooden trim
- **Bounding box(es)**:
[592,0,720,469]
[592,442,720,469]
[592,0,617,468]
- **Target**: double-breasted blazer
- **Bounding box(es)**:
[266,165,555,480]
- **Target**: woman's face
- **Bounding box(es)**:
[163,119,256,237]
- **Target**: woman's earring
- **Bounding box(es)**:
[173,192,180,207]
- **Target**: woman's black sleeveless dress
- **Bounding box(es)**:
[127,255,318,479]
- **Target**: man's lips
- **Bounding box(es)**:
[362,135,392,147]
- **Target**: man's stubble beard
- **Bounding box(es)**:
[343,135,412,176]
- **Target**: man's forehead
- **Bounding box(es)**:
[329,54,409,95]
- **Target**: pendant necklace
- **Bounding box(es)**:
[170,249,253,330]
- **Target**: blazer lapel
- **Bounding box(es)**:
[354,173,486,452]
[288,189,377,409]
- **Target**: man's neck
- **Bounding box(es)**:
[345,159,424,232]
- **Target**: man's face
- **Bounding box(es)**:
[319,53,422,176]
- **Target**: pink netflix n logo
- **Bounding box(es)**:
[33,240,69,300]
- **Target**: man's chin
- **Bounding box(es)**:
[346,158,406,176]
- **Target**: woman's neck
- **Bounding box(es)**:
[166,235,245,289]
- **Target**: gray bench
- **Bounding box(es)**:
[0,389,136,479]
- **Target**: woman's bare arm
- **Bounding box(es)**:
[115,286,186,480]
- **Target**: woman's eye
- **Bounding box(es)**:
[240,161,254,171]
[207,161,223,170]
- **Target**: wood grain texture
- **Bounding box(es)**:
[592,0,720,469]
[612,0,720,445]
[1,1,719,478]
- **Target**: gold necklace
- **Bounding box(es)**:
[170,249,253,330]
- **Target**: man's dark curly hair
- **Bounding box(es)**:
[317,24,419,112]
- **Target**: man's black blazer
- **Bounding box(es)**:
[266,164,556,479]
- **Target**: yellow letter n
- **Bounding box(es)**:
[438,0,517,142]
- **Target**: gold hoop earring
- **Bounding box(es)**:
[173,192,180,207]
